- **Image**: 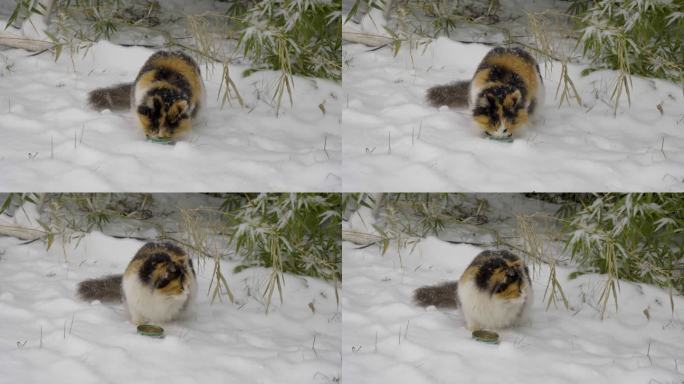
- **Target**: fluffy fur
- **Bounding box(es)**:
[77,274,123,302]
[413,249,532,331]
[77,241,197,325]
[413,281,459,308]
[87,83,133,111]
[426,47,544,138]
[87,51,205,141]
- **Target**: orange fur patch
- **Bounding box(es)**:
[490,267,507,286]
[125,243,192,287]
[150,263,184,295]
[158,277,184,296]
[471,68,492,90]
[472,93,529,136]
[503,90,521,109]
[145,56,202,107]
[137,95,192,139]
[482,53,540,95]
[494,281,521,300]
[460,265,479,282]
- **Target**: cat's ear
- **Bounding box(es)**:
[510,89,522,106]
[503,90,522,109]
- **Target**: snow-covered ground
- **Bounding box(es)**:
[342,38,684,191]
[0,231,341,384]
[0,41,341,191]
[342,238,684,384]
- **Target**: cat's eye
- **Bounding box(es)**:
[506,269,519,279]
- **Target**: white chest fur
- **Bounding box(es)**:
[457,279,532,331]
[121,273,196,325]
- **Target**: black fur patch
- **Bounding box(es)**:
[492,270,522,296]
[143,87,189,132]
[149,51,199,72]
[153,262,185,289]
[474,250,524,294]
[136,51,200,82]
[478,65,527,100]
[479,249,519,262]
[504,102,525,120]
[166,112,189,130]
[484,47,537,67]
[153,67,193,101]
[138,251,172,284]
[158,241,185,256]
[472,85,526,128]
[474,257,508,290]
[473,102,499,126]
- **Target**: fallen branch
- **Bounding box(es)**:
[342,30,393,47]
[0,31,53,51]
[0,223,44,241]
[342,229,381,245]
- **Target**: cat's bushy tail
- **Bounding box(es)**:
[426,80,470,108]
[413,281,459,308]
[77,274,123,302]
[87,83,132,111]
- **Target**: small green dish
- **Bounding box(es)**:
[472,330,500,344]
[484,134,514,143]
[137,324,165,338]
[146,136,175,145]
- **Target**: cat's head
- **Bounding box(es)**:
[136,88,191,141]
[491,263,529,300]
[472,87,528,138]
[137,242,195,296]
[472,250,530,300]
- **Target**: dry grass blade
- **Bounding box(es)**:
[516,213,569,310]
[555,61,583,107]
[180,208,234,304]
[263,236,285,313]
[527,11,582,108]
[219,62,244,108]
[272,36,294,115]
[597,242,620,319]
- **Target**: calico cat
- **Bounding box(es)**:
[77,241,197,325]
[426,47,544,139]
[87,51,205,141]
[413,249,532,331]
